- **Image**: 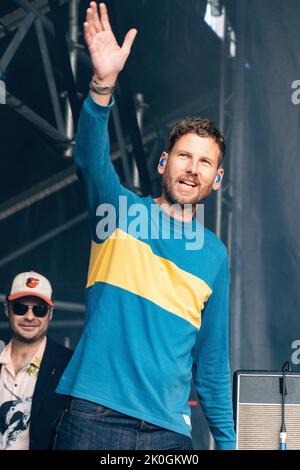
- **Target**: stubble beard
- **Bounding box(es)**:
[162,168,213,209]
[11,326,48,344]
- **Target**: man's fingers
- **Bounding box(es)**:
[99,3,112,32]
[90,1,103,33]
[121,29,138,55]
[86,8,97,37]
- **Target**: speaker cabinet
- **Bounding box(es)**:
[233,370,300,450]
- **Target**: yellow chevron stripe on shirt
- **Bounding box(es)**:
[87,229,212,329]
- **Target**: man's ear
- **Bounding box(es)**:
[213,168,224,191]
[158,151,168,175]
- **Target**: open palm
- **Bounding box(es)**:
[84,2,137,83]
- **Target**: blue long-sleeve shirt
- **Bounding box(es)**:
[56,93,236,450]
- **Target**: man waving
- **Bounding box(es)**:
[54,2,236,451]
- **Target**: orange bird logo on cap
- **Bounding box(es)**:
[26,277,40,288]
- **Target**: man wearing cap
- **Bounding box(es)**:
[0,271,72,450]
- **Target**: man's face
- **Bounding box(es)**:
[158,132,224,206]
[7,296,51,344]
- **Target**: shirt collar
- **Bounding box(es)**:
[0,340,12,366]
[0,337,47,371]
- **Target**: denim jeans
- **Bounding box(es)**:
[53,397,194,450]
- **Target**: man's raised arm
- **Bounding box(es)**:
[74,3,137,230]
[83,2,137,106]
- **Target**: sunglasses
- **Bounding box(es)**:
[10,302,50,318]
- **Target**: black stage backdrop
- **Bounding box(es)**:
[229,0,300,374]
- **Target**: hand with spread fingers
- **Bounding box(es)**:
[84,2,137,87]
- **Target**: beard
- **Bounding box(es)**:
[11,325,48,344]
[162,165,214,208]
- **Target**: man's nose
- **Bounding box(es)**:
[185,160,199,174]
[23,307,36,320]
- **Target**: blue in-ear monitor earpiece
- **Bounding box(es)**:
[160,158,167,168]
[216,175,221,183]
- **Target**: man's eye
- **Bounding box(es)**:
[180,153,188,158]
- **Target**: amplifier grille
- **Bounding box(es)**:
[237,404,300,450]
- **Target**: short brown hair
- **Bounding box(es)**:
[166,118,225,167]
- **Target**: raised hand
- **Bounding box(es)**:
[84,2,137,86]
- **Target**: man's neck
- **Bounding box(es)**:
[154,195,196,222]
[11,336,45,374]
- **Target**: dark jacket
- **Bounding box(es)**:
[0,336,72,450]
[29,337,72,450]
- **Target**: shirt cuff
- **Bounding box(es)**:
[84,92,115,117]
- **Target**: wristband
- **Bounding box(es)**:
[89,79,116,95]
